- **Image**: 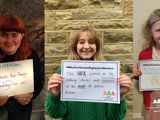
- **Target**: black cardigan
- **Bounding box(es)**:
[0,50,44,120]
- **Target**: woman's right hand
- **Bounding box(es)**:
[0,96,9,106]
[48,73,63,97]
[133,67,142,77]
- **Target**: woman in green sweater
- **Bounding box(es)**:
[45,26,132,120]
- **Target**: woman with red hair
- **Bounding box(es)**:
[0,15,43,120]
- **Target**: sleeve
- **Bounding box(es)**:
[30,50,44,99]
[45,92,67,118]
[45,66,67,118]
[107,99,126,120]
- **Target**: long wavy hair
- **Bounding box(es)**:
[68,26,104,60]
[0,15,31,62]
[142,9,160,50]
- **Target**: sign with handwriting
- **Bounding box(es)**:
[61,60,120,104]
[0,59,34,96]
[139,60,160,91]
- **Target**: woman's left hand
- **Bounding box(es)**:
[118,75,133,100]
[14,93,33,105]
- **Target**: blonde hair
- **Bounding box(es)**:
[142,9,160,50]
[68,26,104,60]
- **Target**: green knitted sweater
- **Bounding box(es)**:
[45,67,127,120]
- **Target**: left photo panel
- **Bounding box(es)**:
[0,1,44,120]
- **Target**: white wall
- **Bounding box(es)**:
[133,0,160,65]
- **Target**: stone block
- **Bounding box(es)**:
[124,0,133,18]
[104,43,132,54]
[46,32,67,44]
[80,0,122,8]
[56,11,73,20]
[74,9,123,19]
[45,0,79,10]
[89,20,132,29]
[45,11,55,31]
[45,44,67,57]
[104,54,133,64]
[45,0,62,10]
[56,20,89,30]
[104,29,132,43]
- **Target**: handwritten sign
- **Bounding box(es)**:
[61,60,120,104]
[0,59,34,96]
[139,60,160,91]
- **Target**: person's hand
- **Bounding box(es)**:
[118,75,133,100]
[48,73,63,97]
[0,96,9,106]
[14,93,33,105]
[133,67,142,77]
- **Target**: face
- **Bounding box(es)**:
[77,31,97,60]
[0,31,24,55]
[151,20,160,48]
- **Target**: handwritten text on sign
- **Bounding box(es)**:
[139,60,160,91]
[61,60,120,104]
[0,59,34,96]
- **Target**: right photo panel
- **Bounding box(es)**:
[133,0,160,120]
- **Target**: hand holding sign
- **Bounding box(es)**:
[14,92,33,105]
[118,75,133,99]
[48,73,63,97]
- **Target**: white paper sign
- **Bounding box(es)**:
[61,60,120,104]
[0,59,34,96]
[139,60,160,91]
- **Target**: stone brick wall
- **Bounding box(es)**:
[0,1,44,120]
[45,0,133,120]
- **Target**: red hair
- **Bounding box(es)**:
[0,15,31,61]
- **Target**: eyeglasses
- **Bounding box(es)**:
[0,31,22,39]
